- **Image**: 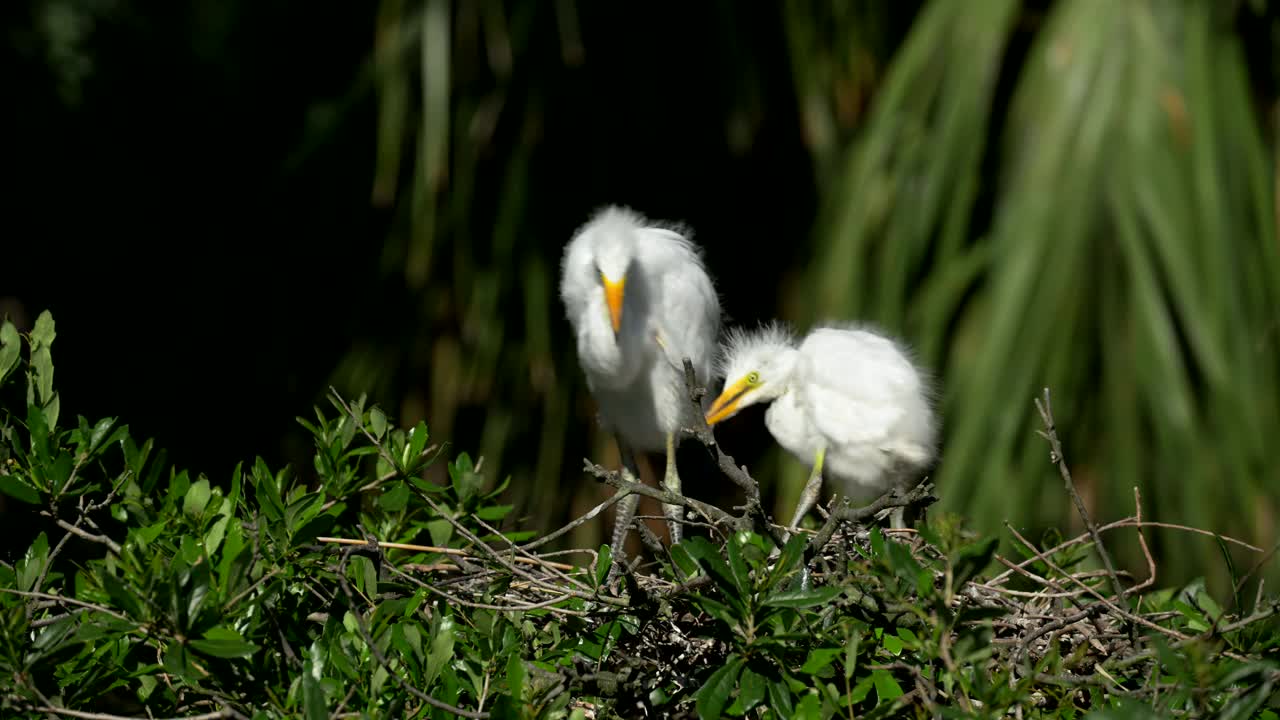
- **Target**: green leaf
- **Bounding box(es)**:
[217,522,246,594]
[475,503,513,521]
[30,310,56,347]
[694,653,743,720]
[669,542,700,580]
[683,536,742,600]
[18,532,49,592]
[725,533,751,596]
[844,628,862,681]
[99,572,143,619]
[189,626,258,659]
[765,532,809,590]
[32,346,54,406]
[302,670,326,720]
[137,674,157,702]
[26,402,49,467]
[369,407,387,439]
[407,420,430,461]
[379,482,410,513]
[183,478,212,517]
[793,692,822,720]
[425,612,456,687]
[691,593,740,629]
[426,518,453,547]
[882,632,903,656]
[594,544,612,588]
[204,511,229,556]
[31,614,75,655]
[402,622,423,659]
[185,575,210,631]
[0,321,20,385]
[737,667,766,714]
[449,452,478,503]
[228,462,243,509]
[350,556,377,596]
[952,536,998,588]
[767,676,795,716]
[872,668,904,704]
[799,648,842,675]
[763,586,840,609]
[0,475,40,505]
[86,417,117,456]
[506,651,525,704]
[284,492,323,538]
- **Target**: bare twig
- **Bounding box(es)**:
[33,706,233,720]
[1232,538,1280,610]
[53,517,122,556]
[806,482,937,557]
[987,517,1264,588]
[1034,388,1126,603]
[519,486,634,551]
[1127,486,1156,597]
[678,358,787,545]
[582,460,736,529]
[2,588,131,623]
[318,536,576,571]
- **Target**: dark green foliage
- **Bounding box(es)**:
[2,314,1277,718]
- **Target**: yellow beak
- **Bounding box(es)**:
[603,275,625,334]
[705,375,753,426]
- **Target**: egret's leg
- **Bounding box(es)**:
[889,484,923,529]
[608,438,643,579]
[661,431,683,545]
[787,445,827,533]
[889,506,907,530]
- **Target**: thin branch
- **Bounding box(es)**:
[385,563,585,615]
[806,482,937,557]
[1127,486,1156,597]
[582,460,737,529]
[318,536,576,571]
[678,357,787,545]
[33,707,232,720]
[1,588,131,622]
[986,516,1264,588]
[53,517,122,556]
[467,514,593,591]
[1034,388,1126,603]
[1005,524,1225,655]
[518,485,633,551]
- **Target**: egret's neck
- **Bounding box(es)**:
[576,293,647,387]
[761,347,801,402]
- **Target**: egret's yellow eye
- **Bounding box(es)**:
[747,372,760,385]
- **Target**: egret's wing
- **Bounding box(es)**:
[652,246,721,383]
[799,329,922,448]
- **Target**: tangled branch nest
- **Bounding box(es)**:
[314,362,1279,717]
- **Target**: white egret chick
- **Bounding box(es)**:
[560,205,721,554]
[705,323,937,532]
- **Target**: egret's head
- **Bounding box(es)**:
[705,323,799,426]
[582,206,645,335]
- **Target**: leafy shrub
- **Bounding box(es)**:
[1,312,1277,719]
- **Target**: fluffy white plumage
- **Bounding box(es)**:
[706,322,937,529]
[560,205,721,549]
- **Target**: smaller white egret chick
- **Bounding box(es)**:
[705,323,937,532]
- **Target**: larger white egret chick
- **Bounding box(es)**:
[560,205,721,553]
[705,323,937,532]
